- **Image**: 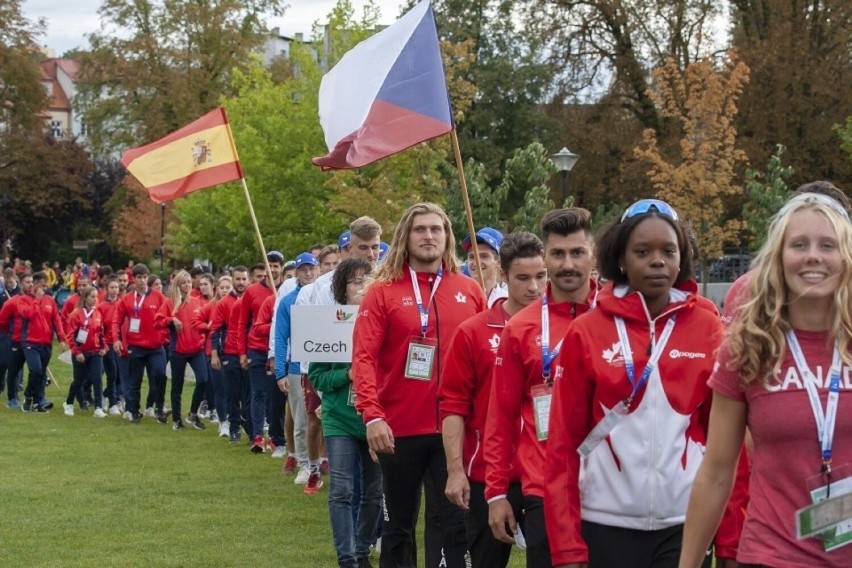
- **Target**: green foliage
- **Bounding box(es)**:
[590,201,626,233]
[835,116,852,158]
[505,143,558,232]
[743,144,793,251]
[446,158,506,241]
[0,0,47,131]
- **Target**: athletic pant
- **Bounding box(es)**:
[376,434,467,568]
[126,346,166,416]
[286,373,308,464]
[170,351,208,421]
[67,354,103,408]
[582,521,704,568]
[22,343,52,404]
[466,481,523,568]
[222,354,251,435]
[247,349,271,439]
[522,495,551,568]
[266,374,287,447]
[206,355,226,419]
[6,342,25,401]
[102,350,120,407]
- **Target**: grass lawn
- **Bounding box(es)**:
[0,352,525,567]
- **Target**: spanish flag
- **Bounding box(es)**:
[120,107,243,204]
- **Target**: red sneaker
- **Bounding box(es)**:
[320,460,329,476]
[250,435,265,453]
[281,455,298,475]
[303,473,324,495]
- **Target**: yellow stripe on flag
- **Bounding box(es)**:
[125,124,237,189]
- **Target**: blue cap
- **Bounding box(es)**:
[267,250,285,263]
[461,227,503,254]
[338,231,351,249]
[379,242,389,260]
[294,252,318,269]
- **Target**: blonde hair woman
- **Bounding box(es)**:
[680,193,852,567]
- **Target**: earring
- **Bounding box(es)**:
[619,266,624,274]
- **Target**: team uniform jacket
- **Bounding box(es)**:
[544,281,744,565]
[483,282,597,502]
[438,297,520,484]
[247,294,275,354]
[97,297,120,345]
[67,308,107,355]
[112,288,169,350]
[61,293,81,329]
[237,280,278,357]
[160,298,206,355]
[17,293,67,345]
[353,265,486,437]
[210,292,240,356]
[0,295,24,341]
[191,296,214,356]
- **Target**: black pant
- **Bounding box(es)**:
[523,495,552,568]
[126,346,166,415]
[377,434,467,568]
[223,354,251,435]
[170,351,208,420]
[22,343,52,403]
[67,354,103,407]
[266,374,286,447]
[5,343,24,401]
[103,350,119,407]
[466,481,523,568]
[582,521,701,568]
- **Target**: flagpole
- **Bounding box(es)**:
[222,110,273,281]
[450,130,487,292]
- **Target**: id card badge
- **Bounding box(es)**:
[75,329,89,345]
[129,318,141,333]
[806,464,852,551]
[578,401,629,458]
[404,337,437,380]
[531,383,552,441]
[347,384,357,407]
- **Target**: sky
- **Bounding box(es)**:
[23,0,406,56]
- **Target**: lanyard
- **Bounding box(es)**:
[409,266,443,337]
[614,315,677,407]
[132,290,148,316]
[541,294,564,381]
[785,330,842,470]
[82,308,95,327]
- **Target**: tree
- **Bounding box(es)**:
[0,0,47,131]
[506,142,558,232]
[634,52,750,280]
[742,144,793,251]
[731,0,852,185]
[445,158,506,239]
[835,116,852,158]
[77,0,285,155]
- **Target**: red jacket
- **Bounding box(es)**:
[439,298,520,484]
[192,298,214,356]
[237,281,278,356]
[353,265,486,438]
[483,283,596,502]
[210,292,240,356]
[97,297,120,345]
[61,293,81,329]
[161,298,206,355]
[544,281,744,564]
[112,288,169,350]
[18,293,67,345]
[67,307,107,355]
[0,295,23,341]
[247,294,275,354]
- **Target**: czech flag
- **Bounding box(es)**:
[312,0,453,170]
[120,107,244,204]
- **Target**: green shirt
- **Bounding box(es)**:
[308,362,366,439]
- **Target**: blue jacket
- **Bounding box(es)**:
[273,285,302,378]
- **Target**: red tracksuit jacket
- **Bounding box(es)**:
[353,265,486,438]
[61,293,81,330]
[97,297,120,345]
[161,298,206,355]
[247,294,275,355]
[237,281,277,356]
[483,282,597,502]
[439,297,521,484]
[18,293,67,345]
[210,293,240,356]
[112,288,169,350]
[67,308,107,355]
[544,280,745,564]
[0,295,23,341]
[192,298,214,356]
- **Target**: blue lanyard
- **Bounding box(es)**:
[540,295,563,381]
[614,316,677,407]
[409,266,443,337]
[132,289,149,316]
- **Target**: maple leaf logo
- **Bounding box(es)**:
[488,334,500,351]
[455,292,467,303]
[602,341,623,364]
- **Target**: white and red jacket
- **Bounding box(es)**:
[67,307,107,355]
[112,288,169,350]
[439,298,520,484]
[483,282,597,502]
[353,265,486,437]
[544,281,745,565]
[18,293,67,346]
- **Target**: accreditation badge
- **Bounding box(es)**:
[404,337,437,381]
[530,383,552,441]
[129,317,141,333]
[347,384,357,407]
[578,401,629,458]
[75,329,89,345]
[805,464,852,551]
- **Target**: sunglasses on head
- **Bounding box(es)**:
[620,199,679,223]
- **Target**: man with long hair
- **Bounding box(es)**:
[353,202,486,568]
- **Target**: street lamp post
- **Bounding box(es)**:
[550,147,580,205]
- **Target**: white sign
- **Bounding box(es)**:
[291,305,360,363]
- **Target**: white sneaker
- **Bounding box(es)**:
[294,466,311,485]
[93,408,107,418]
[218,422,229,438]
[108,405,121,416]
[143,407,156,418]
[271,446,286,459]
[209,410,219,424]
[63,402,74,416]
[123,411,132,420]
